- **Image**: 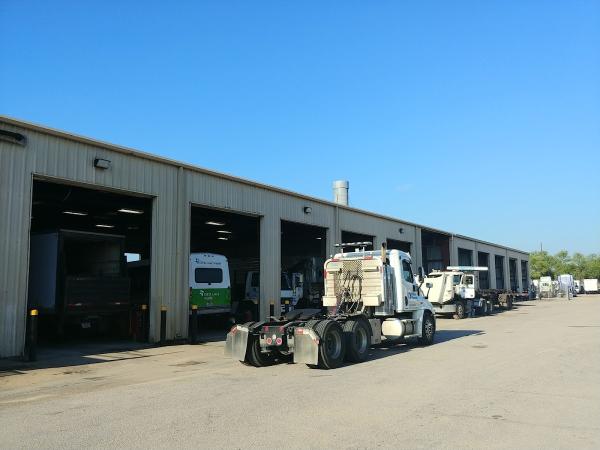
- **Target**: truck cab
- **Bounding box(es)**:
[422,266,492,318]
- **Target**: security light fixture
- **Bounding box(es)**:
[95,224,114,228]
[62,210,88,216]
[217,237,229,241]
[118,208,144,215]
[303,206,312,214]
[206,221,225,226]
[217,230,232,234]
[93,158,111,170]
[399,228,404,234]
[316,237,322,240]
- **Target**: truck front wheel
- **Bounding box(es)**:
[455,301,466,319]
[418,313,436,346]
[343,319,370,363]
[310,320,346,369]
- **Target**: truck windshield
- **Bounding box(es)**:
[281,274,291,290]
[195,268,223,284]
[452,275,461,285]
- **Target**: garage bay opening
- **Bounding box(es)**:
[28,180,152,347]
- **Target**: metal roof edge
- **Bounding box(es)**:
[0,114,529,256]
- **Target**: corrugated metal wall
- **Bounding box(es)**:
[0,117,530,357]
[0,122,181,357]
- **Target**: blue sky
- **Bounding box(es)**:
[1,1,599,254]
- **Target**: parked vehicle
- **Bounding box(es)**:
[243,271,304,314]
[28,230,130,336]
[574,280,584,294]
[189,253,232,315]
[539,276,556,298]
[421,266,524,319]
[557,274,576,297]
[583,279,599,294]
[225,243,436,369]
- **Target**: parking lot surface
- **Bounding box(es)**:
[1,296,599,449]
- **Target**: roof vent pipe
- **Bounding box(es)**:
[333,180,349,206]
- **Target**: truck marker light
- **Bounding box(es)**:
[262,326,269,332]
[296,328,303,335]
[266,337,273,345]
[272,334,277,340]
[279,326,284,332]
[276,338,282,346]
[230,325,238,335]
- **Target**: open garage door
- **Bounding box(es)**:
[387,238,411,254]
[190,206,260,328]
[281,221,327,312]
[421,230,450,274]
[28,179,152,346]
[341,231,374,249]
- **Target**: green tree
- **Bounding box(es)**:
[530,250,600,280]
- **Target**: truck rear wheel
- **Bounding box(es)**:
[481,300,488,316]
[343,319,370,363]
[245,333,273,367]
[309,320,346,369]
[418,312,435,346]
[455,300,466,319]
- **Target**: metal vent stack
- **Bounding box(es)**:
[333,180,349,206]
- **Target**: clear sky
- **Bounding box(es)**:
[2,1,599,254]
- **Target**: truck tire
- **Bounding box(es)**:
[245,333,273,367]
[418,312,436,346]
[481,300,488,316]
[310,320,346,369]
[455,300,466,320]
[343,319,370,363]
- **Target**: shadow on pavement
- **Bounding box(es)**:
[0,340,179,375]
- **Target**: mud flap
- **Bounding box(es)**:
[293,328,319,365]
[224,325,250,361]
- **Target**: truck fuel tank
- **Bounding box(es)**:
[381,318,415,339]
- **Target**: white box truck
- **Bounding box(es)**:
[583,279,599,294]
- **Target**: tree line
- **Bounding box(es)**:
[530,251,600,280]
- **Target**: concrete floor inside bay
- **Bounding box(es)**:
[1,296,599,450]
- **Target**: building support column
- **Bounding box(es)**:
[260,214,281,319]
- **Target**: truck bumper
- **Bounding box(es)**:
[224,324,250,361]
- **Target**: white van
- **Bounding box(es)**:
[189,253,232,315]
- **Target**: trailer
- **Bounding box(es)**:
[422,266,527,319]
[583,279,599,294]
[27,230,130,335]
[225,243,436,369]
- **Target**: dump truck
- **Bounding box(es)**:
[422,266,525,319]
[225,242,436,369]
[27,229,131,336]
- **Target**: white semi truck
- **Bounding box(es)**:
[225,242,436,369]
[421,266,523,319]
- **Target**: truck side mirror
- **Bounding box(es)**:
[425,282,433,289]
[417,267,424,279]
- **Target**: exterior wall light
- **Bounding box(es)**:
[399,228,404,234]
[94,158,111,170]
[303,206,312,214]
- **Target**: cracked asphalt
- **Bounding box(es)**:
[1,296,599,449]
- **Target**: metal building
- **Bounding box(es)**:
[0,116,530,358]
